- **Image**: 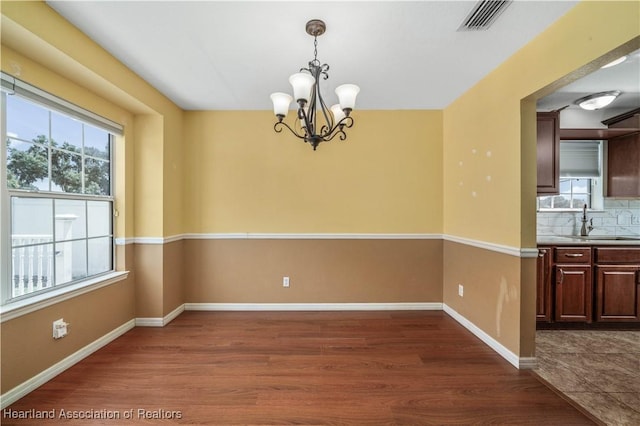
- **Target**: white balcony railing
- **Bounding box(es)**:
[10,215,77,298]
[11,235,54,297]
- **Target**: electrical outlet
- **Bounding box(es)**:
[458,284,464,297]
[283,276,290,288]
[53,318,69,339]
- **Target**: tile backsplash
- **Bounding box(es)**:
[537,199,640,237]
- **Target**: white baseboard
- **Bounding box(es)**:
[135,304,185,327]
[0,319,135,409]
[443,304,535,370]
[184,302,443,311]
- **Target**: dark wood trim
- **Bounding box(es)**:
[559,127,639,140]
[601,107,640,126]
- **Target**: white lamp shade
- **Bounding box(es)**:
[575,90,620,111]
[335,84,360,110]
[270,92,293,117]
[289,72,315,103]
[330,104,346,124]
[578,95,617,110]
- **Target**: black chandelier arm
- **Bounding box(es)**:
[273,120,306,140]
[338,115,354,128]
[320,63,329,80]
[297,103,312,133]
[319,116,355,142]
[317,99,334,135]
[329,116,354,131]
[323,126,348,142]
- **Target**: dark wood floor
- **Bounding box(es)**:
[4,311,594,425]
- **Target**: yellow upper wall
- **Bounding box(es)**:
[443,0,640,247]
[0,46,136,241]
[184,110,443,234]
[5,1,637,241]
[1,1,185,238]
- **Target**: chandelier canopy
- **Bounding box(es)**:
[270,19,360,151]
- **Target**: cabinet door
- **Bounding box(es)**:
[537,112,560,195]
[595,266,640,322]
[555,265,592,322]
[607,133,640,197]
[536,248,552,322]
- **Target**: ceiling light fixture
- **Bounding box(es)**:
[574,90,621,110]
[601,56,627,69]
[270,19,359,151]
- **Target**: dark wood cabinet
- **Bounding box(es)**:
[553,247,593,323]
[603,109,640,197]
[537,245,640,327]
[607,133,640,197]
[537,112,560,195]
[594,247,640,322]
[536,248,552,322]
[554,265,592,322]
[595,266,640,321]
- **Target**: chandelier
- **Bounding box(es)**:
[270,19,360,151]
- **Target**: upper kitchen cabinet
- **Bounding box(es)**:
[537,111,560,195]
[603,108,640,197]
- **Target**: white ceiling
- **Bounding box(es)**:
[537,48,640,113]
[46,0,583,111]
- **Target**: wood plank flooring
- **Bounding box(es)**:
[4,311,594,425]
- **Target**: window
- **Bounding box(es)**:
[1,75,122,304]
[538,140,604,211]
[538,178,592,209]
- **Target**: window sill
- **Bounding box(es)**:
[537,209,605,213]
[0,271,129,323]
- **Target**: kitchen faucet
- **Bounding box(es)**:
[580,204,594,236]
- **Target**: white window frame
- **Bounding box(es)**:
[1,73,125,309]
[538,177,592,209]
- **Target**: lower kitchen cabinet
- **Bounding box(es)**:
[536,245,640,326]
[595,266,640,321]
[554,265,592,322]
[594,247,640,322]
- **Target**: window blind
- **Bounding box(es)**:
[559,140,602,178]
[1,72,123,136]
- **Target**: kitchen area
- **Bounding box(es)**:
[534,48,640,425]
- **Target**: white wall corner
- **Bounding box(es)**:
[0,319,135,410]
[135,304,185,327]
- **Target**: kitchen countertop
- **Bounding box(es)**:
[537,236,640,246]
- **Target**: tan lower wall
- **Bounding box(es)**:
[133,243,163,318]
[163,240,185,316]
[520,257,537,358]
[184,239,443,303]
[443,241,526,356]
[0,247,135,393]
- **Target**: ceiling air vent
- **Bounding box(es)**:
[458,0,512,31]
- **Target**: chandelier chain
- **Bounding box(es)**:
[313,36,318,63]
